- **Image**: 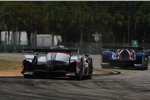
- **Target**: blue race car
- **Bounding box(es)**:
[101,46,148,69]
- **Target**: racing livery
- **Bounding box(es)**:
[101,46,148,69]
[21,46,93,80]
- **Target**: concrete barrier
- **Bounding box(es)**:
[90,55,102,70]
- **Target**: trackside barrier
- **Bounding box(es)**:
[0,45,50,53]
[0,45,101,54]
[0,43,149,54]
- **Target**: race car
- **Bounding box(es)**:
[101,46,148,69]
[21,46,93,80]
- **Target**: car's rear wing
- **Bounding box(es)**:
[102,46,144,52]
[23,48,78,53]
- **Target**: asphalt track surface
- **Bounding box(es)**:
[0,53,150,100]
[0,68,150,100]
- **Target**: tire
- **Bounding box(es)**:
[144,64,148,70]
[144,56,148,70]
[87,58,93,79]
[76,58,84,80]
[144,66,148,70]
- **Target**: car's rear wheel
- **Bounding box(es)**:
[76,58,84,80]
[143,56,148,70]
[88,58,93,79]
[144,62,148,70]
[144,66,148,70]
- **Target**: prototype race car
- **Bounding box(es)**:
[101,46,148,69]
[21,46,93,80]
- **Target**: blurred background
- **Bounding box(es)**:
[0,1,150,54]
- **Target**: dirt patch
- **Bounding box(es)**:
[0,71,22,76]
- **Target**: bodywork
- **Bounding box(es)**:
[101,46,148,69]
[21,47,93,79]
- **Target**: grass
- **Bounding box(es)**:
[0,59,22,71]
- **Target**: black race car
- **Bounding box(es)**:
[21,46,93,80]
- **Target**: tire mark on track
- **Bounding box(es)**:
[1,72,150,100]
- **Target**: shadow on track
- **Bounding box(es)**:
[102,66,148,71]
[0,70,121,80]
